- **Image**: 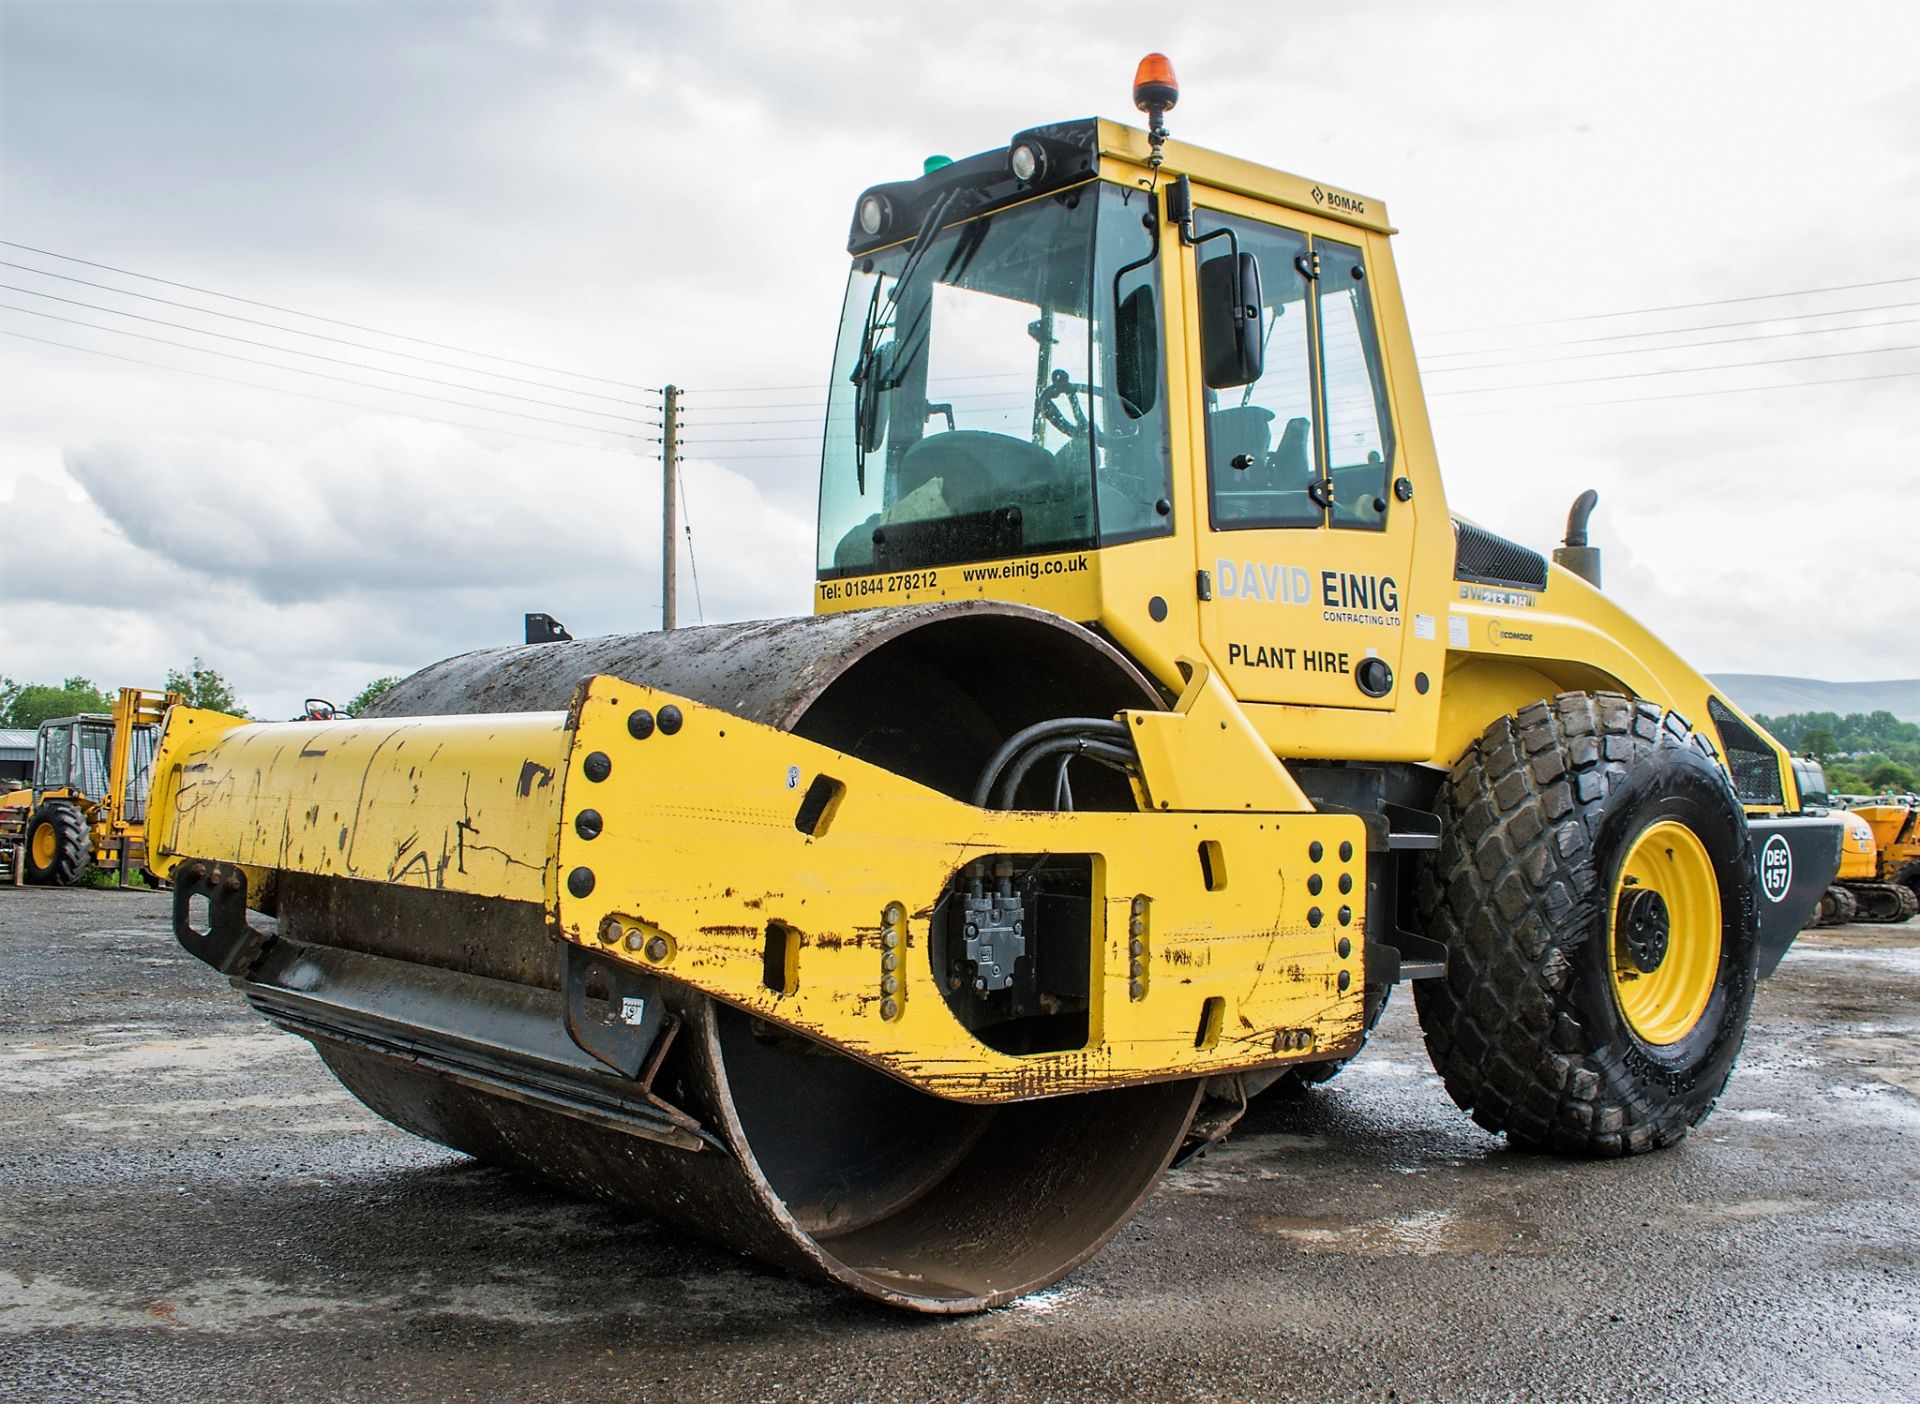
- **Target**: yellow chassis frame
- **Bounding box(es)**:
[148,666,1369,1104]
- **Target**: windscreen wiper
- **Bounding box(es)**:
[852,188,964,492]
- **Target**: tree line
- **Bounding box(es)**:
[1756,709,1920,794]
[0,664,398,729]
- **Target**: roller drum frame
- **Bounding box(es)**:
[219,603,1204,1311]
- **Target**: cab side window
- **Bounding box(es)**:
[37,728,68,789]
[1199,214,1321,530]
[1318,240,1395,531]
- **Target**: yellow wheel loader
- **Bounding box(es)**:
[144,59,1844,1312]
[0,688,178,885]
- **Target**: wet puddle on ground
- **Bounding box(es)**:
[1253,1205,1546,1256]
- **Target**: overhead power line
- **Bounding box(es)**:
[1427,314,1920,375]
[679,435,823,446]
[0,302,654,439]
[1435,368,1920,418]
[2,328,637,452]
[0,259,655,410]
[1427,341,1920,396]
[1,239,663,395]
[1426,274,1920,337]
[677,463,705,624]
[1422,298,1920,360]
[0,283,658,425]
[681,367,1028,398]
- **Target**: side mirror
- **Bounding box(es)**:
[1199,251,1264,389]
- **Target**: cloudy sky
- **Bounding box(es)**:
[2,0,1916,718]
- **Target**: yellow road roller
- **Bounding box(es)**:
[146,58,1844,1311]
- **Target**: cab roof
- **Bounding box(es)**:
[847,116,1391,256]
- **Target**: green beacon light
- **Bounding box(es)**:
[923,154,953,174]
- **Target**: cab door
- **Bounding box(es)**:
[1187,201,1416,711]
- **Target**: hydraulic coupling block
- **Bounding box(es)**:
[961,862,1026,991]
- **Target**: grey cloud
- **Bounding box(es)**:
[2,418,813,716]
[3,0,1916,703]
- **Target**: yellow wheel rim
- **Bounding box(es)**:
[1610,819,1722,1046]
[31,822,56,869]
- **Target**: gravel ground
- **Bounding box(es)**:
[2,886,1916,1402]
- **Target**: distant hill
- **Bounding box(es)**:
[1708,675,1920,724]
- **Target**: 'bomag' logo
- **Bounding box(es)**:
[1309,185,1367,216]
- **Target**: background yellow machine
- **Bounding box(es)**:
[1788,758,1918,925]
[0,687,177,885]
[1844,795,1920,921]
[145,60,1843,1312]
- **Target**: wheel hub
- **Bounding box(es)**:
[1616,886,1671,973]
[1608,819,1722,1046]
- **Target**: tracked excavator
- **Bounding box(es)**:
[1849,795,1920,919]
[1789,758,1916,925]
[144,59,1845,1311]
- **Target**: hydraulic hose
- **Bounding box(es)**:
[970,717,1132,808]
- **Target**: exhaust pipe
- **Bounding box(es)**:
[1553,488,1603,586]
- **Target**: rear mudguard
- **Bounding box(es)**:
[1747,813,1845,975]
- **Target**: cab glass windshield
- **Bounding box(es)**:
[819,183,1170,575]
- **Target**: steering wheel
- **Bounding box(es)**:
[1040,369,1092,439]
[1042,369,1153,441]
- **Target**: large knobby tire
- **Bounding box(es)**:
[1413,693,1758,1157]
[25,800,94,886]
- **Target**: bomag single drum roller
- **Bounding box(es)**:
[146,59,1847,1311]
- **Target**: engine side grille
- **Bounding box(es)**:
[1453,520,1549,591]
[1707,696,1785,806]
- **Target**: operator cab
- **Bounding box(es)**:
[817,85,1435,725]
[820,147,1174,577]
[34,715,114,801]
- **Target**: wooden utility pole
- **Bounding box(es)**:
[661,384,679,631]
